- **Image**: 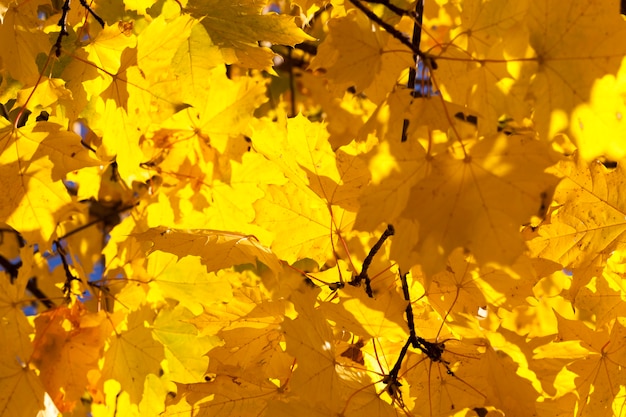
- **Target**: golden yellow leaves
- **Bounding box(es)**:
[526,0,626,140]
[186,0,312,71]
[5,0,626,416]
[0,120,99,242]
[0,0,50,84]
[32,303,106,411]
[528,158,626,271]
[251,115,368,264]
[356,133,560,276]
[135,226,282,274]
[309,11,414,103]
[571,57,626,161]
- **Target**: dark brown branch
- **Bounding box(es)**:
[79,0,104,27]
[56,202,136,242]
[402,0,424,141]
[27,278,56,309]
[54,0,105,57]
[350,224,394,297]
[53,0,71,57]
[55,241,81,299]
[364,0,410,17]
[0,255,21,283]
[288,47,296,117]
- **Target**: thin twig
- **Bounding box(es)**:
[364,0,410,17]
[0,255,22,283]
[402,0,424,141]
[27,278,56,309]
[347,0,425,59]
[351,224,394,297]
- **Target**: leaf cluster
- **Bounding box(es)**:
[1,0,626,416]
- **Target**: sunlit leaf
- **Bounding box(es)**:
[186,0,312,70]
[135,226,282,274]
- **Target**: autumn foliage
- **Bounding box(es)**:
[2,0,626,416]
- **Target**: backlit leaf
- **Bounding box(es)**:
[135,226,282,274]
[186,0,312,70]
[400,134,560,274]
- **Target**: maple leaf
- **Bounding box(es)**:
[0,271,33,359]
[7,0,626,415]
[429,0,533,134]
[0,119,100,242]
[406,345,488,416]
[166,374,282,417]
[398,133,560,275]
[526,0,626,140]
[185,0,312,71]
[281,288,349,409]
[145,252,234,315]
[152,304,217,383]
[309,11,414,103]
[528,157,626,272]
[160,70,268,153]
[535,314,626,416]
[575,269,626,329]
[0,0,50,85]
[353,135,427,230]
[100,306,165,403]
[31,303,106,412]
[136,15,195,81]
[0,271,48,415]
[170,23,227,103]
[0,357,46,417]
[321,285,408,343]
[251,116,365,264]
[570,59,626,161]
[135,226,282,274]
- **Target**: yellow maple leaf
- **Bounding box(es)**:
[399,134,560,275]
[309,11,414,103]
[186,0,312,71]
[354,135,428,230]
[170,23,228,103]
[0,270,33,360]
[281,289,355,411]
[86,23,138,78]
[0,119,100,242]
[16,77,73,111]
[321,285,408,343]
[570,57,626,161]
[251,116,367,265]
[535,314,626,416]
[152,304,217,383]
[101,306,165,403]
[135,226,282,274]
[254,181,345,265]
[31,303,106,412]
[94,98,146,182]
[429,0,534,134]
[528,157,626,270]
[526,0,626,140]
[160,70,268,153]
[402,331,490,416]
[0,356,46,417]
[145,252,233,315]
[166,374,281,417]
[137,14,195,80]
[0,0,50,85]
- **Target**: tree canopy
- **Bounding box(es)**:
[1,0,626,416]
